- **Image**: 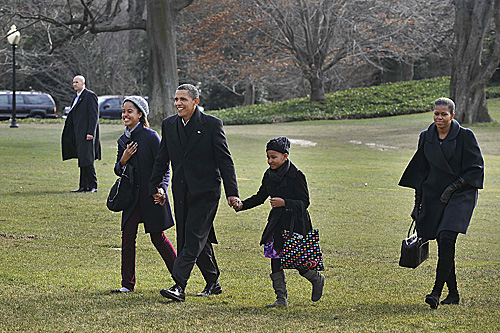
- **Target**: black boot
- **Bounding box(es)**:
[426,231,458,309]
[425,291,440,309]
[441,265,459,305]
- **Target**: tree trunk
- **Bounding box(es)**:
[243,82,255,105]
[451,73,491,124]
[309,70,326,102]
[146,0,193,126]
[309,79,326,102]
[147,0,178,125]
[450,0,500,124]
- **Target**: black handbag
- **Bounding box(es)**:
[106,164,135,212]
[399,220,429,268]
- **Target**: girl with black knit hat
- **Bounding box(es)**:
[233,136,325,307]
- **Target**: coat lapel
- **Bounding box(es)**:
[184,107,205,155]
[177,117,189,149]
[168,115,184,152]
[440,119,460,161]
[70,89,87,112]
[424,122,456,176]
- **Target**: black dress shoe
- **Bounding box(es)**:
[440,293,460,305]
[70,187,86,193]
[160,284,185,302]
[86,188,98,193]
[196,280,222,297]
[425,294,440,309]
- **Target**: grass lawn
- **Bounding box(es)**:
[1,101,499,332]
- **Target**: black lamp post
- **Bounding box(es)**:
[7,25,21,128]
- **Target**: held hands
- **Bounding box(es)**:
[86,134,94,140]
[153,187,166,206]
[120,141,138,166]
[228,196,243,211]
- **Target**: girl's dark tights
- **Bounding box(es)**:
[271,258,307,275]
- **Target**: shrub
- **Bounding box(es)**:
[207,77,499,125]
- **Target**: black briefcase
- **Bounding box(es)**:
[399,220,429,269]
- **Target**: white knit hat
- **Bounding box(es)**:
[123,96,149,117]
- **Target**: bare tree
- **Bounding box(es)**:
[451,0,500,123]
[252,0,451,102]
[177,0,290,106]
[5,0,193,124]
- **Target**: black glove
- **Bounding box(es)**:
[411,189,422,221]
[440,177,466,205]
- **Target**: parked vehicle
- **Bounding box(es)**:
[0,91,57,120]
[64,95,123,119]
[63,95,153,120]
[98,95,123,119]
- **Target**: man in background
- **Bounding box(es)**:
[61,75,101,192]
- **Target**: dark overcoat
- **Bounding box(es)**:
[240,162,313,250]
[399,119,484,240]
[61,88,101,167]
[149,107,238,248]
[115,124,174,233]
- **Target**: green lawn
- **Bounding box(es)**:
[1,102,499,331]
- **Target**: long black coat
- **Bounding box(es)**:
[149,107,238,246]
[399,119,484,240]
[240,162,313,250]
[115,124,174,233]
[61,89,101,167]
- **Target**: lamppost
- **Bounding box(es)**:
[7,25,21,128]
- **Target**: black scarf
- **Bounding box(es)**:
[266,159,290,186]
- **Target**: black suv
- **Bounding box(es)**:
[0,91,57,120]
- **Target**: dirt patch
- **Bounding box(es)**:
[349,140,396,151]
[289,139,317,147]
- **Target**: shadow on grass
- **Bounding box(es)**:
[4,190,79,197]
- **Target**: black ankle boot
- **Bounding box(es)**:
[425,293,440,309]
[440,293,460,305]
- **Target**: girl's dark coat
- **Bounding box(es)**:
[115,123,174,233]
[399,119,484,240]
[240,162,313,250]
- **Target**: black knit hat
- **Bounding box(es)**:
[266,136,290,154]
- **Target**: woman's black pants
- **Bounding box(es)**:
[432,230,459,296]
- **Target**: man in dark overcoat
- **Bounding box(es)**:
[61,75,101,192]
[149,83,239,302]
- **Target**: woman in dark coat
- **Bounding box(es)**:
[111,96,176,293]
[234,137,325,307]
[399,97,484,309]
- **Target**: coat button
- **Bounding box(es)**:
[179,200,183,204]
[180,179,184,184]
